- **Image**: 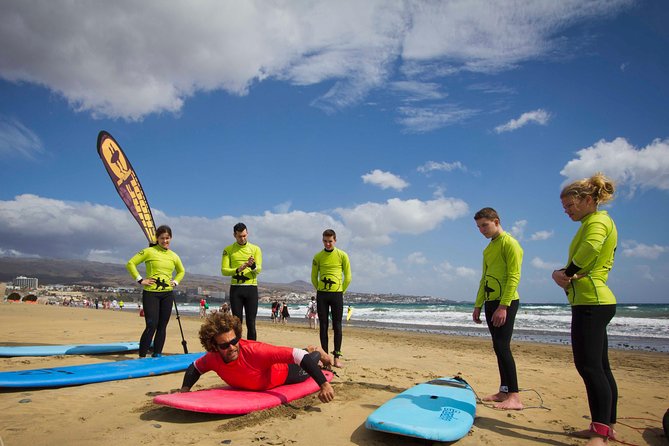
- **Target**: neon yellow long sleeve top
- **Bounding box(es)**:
[475,231,523,308]
[221,241,262,286]
[311,248,352,293]
[565,210,617,306]
[126,245,185,292]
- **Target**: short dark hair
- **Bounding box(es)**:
[233,222,247,233]
[474,208,500,222]
[322,228,336,239]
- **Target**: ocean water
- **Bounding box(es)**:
[176,302,669,353]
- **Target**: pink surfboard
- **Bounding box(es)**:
[153,370,334,414]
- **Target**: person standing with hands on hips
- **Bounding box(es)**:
[472,208,524,410]
[311,229,351,368]
[221,222,262,340]
[552,173,618,446]
[126,225,185,358]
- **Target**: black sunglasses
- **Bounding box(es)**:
[217,337,239,350]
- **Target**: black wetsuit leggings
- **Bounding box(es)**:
[316,291,343,357]
[571,304,618,425]
[484,299,519,393]
[140,290,174,356]
[284,351,321,384]
[230,285,259,341]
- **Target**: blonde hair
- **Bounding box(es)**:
[560,172,616,205]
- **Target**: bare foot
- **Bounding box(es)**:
[333,357,344,368]
[493,392,523,410]
[570,427,617,441]
[585,436,608,446]
[482,392,507,402]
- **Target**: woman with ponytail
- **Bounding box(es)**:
[552,173,618,445]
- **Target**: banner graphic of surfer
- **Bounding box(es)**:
[97,131,156,244]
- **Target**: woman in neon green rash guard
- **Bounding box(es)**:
[552,173,618,445]
[127,225,185,357]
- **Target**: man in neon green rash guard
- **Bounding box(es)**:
[126,225,185,357]
[311,228,351,368]
[221,222,262,340]
[472,207,523,410]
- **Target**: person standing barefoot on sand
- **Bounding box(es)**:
[552,173,619,446]
[472,208,524,410]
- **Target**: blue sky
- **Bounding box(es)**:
[1,1,668,303]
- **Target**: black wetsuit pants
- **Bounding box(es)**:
[571,304,618,425]
[316,291,343,357]
[285,351,321,384]
[140,290,174,356]
[484,299,520,393]
[230,285,258,340]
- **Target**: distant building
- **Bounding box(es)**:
[13,276,38,289]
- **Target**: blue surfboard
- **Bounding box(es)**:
[365,376,476,442]
[0,352,203,388]
[0,342,141,357]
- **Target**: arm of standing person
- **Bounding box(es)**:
[473,257,486,323]
[126,249,154,285]
[341,250,352,293]
[251,245,262,275]
[172,252,185,286]
[311,257,319,289]
[221,247,237,277]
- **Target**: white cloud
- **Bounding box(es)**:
[0,1,632,120]
[509,220,527,240]
[530,230,554,241]
[0,116,45,159]
[621,241,668,260]
[362,169,409,191]
[417,160,467,174]
[336,197,469,246]
[390,81,446,102]
[531,257,562,270]
[560,137,669,193]
[407,252,428,265]
[494,109,551,133]
[273,201,292,214]
[0,194,469,287]
[434,261,476,280]
[397,105,478,133]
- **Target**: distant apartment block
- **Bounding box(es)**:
[13,276,38,289]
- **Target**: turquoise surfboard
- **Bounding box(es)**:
[0,342,141,357]
[0,352,203,388]
[365,376,476,442]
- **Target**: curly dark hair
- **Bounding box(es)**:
[198,312,243,352]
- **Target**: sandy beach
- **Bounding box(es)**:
[0,303,667,446]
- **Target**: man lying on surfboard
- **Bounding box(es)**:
[179,312,335,403]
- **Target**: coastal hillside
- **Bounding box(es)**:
[0,257,451,304]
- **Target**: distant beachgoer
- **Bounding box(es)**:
[306,296,318,329]
[220,302,231,315]
[178,312,334,403]
[311,228,352,368]
[472,207,524,410]
[281,302,290,324]
[126,224,186,358]
[119,300,124,310]
[221,222,263,340]
[199,298,206,318]
[552,173,619,445]
[271,301,279,323]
